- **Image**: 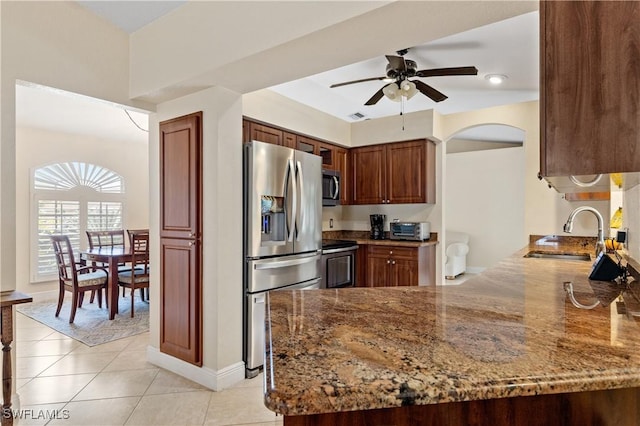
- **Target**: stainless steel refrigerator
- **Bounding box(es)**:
[243,140,322,378]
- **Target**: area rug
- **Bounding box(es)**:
[16,294,149,347]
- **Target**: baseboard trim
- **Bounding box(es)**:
[146,346,245,391]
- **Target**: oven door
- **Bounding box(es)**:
[321,246,357,289]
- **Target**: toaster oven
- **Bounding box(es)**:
[389,222,431,241]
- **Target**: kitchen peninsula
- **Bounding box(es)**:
[264,236,640,425]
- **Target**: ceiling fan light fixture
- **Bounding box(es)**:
[400,80,418,99]
[485,74,508,85]
[382,83,402,102]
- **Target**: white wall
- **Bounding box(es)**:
[243,89,350,145]
[1,1,151,292]
[15,126,149,295]
[149,87,244,390]
[446,147,525,270]
[440,101,610,272]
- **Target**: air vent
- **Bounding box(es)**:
[348,112,366,120]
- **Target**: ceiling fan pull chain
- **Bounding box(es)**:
[400,97,405,131]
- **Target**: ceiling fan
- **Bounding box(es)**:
[330,48,478,106]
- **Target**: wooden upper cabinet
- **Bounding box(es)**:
[296,135,320,155]
[387,140,434,204]
[242,118,350,202]
[282,132,297,149]
[541,1,640,176]
[244,120,337,162]
[248,122,284,146]
[351,145,386,204]
[297,136,343,169]
[242,119,250,143]
[351,140,435,205]
[160,112,202,240]
[333,147,350,205]
[318,142,338,170]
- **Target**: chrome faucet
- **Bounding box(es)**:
[563,206,606,258]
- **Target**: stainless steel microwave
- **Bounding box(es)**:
[322,169,340,206]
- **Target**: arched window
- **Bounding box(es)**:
[32,162,125,281]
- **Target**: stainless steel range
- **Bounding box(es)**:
[321,239,358,289]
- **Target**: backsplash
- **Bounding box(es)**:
[322,204,436,232]
[623,183,639,261]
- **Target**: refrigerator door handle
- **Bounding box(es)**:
[295,160,304,241]
[286,158,297,242]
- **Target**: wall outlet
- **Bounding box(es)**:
[329,218,334,229]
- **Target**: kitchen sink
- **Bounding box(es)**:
[523,251,591,261]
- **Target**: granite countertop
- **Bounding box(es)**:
[264,235,640,416]
[322,230,439,247]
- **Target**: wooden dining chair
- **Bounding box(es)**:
[86,229,130,299]
[50,235,108,323]
[126,229,149,246]
[86,229,126,251]
[126,229,150,300]
[118,231,150,318]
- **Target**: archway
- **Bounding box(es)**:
[443,123,526,284]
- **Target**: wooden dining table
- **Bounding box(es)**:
[81,247,134,320]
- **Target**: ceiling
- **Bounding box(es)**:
[271,11,539,122]
[16,2,539,143]
[16,82,150,145]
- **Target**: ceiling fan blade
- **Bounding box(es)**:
[413,80,448,102]
[415,66,478,78]
[385,55,406,72]
[330,76,386,88]
[364,88,385,106]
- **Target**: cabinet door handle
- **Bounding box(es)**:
[387,260,390,264]
[391,260,396,265]
[390,251,393,254]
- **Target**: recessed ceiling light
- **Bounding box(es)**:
[485,74,508,85]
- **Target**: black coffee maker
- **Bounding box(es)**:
[370,214,386,240]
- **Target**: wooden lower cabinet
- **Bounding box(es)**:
[160,237,202,366]
[363,245,435,287]
[283,386,640,426]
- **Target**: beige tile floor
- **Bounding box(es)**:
[14,313,282,426]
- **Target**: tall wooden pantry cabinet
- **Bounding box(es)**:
[159,112,203,366]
